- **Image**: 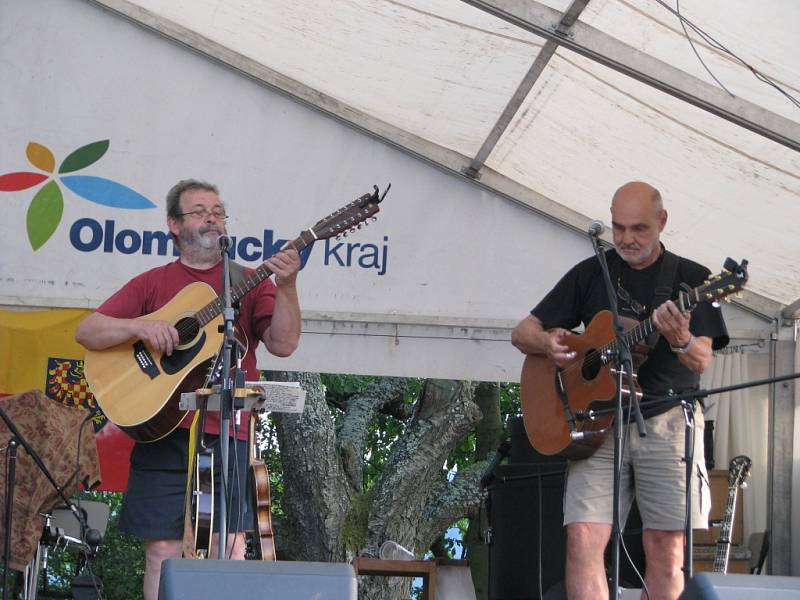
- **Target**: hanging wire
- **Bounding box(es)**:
[674,0,733,96]
[650,0,800,109]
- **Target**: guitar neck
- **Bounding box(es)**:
[604,317,657,355]
[713,486,739,572]
[194,228,318,327]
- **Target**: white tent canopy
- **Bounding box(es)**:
[95,0,800,311]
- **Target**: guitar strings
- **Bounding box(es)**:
[558,319,652,378]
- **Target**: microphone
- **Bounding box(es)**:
[480,439,511,489]
[218,234,232,251]
[587,220,605,237]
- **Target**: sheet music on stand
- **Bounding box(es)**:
[179,381,305,414]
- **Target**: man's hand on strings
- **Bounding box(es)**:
[137,319,180,356]
[545,328,577,367]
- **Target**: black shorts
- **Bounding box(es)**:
[118,428,253,540]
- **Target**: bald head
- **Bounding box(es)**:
[610,181,667,269]
[612,181,663,215]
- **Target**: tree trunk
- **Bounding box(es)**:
[267,373,495,600]
[466,382,505,600]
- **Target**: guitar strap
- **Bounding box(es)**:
[646,249,679,350]
[610,248,680,351]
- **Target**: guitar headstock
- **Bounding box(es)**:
[678,258,748,312]
[728,454,752,488]
[310,184,391,241]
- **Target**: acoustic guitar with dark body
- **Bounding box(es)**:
[520,258,748,460]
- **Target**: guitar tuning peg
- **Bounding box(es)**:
[735,292,743,299]
[371,216,378,223]
[349,227,357,234]
[728,284,736,290]
[705,293,713,300]
[724,298,732,303]
[336,235,343,241]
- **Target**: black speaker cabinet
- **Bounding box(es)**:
[488,418,647,599]
[679,573,800,599]
[158,559,357,600]
[488,461,567,600]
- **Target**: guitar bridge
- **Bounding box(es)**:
[133,340,160,380]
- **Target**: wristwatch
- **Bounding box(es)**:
[670,334,694,354]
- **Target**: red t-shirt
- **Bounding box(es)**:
[97,259,276,439]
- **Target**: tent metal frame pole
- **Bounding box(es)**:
[464,0,592,179]
[460,0,800,154]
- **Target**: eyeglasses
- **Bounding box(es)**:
[617,280,646,318]
[176,207,228,220]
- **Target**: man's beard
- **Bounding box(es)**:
[177,224,224,263]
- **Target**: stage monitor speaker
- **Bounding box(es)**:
[488,417,568,600]
[158,559,357,600]
[679,573,800,599]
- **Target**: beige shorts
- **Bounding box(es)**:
[563,404,711,531]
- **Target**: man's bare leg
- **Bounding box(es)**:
[565,522,612,600]
[143,539,182,600]
[641,529,684,600]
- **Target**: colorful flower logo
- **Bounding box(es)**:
[0,140,155,250]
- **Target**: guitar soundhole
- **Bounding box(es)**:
[581,349,602,381]
[175,317,201,345]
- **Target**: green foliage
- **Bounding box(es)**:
[499,382,521,416]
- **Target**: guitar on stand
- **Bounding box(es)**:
[520,258,748,459]
[182,351,226,559]
[179,379,306,559]
[713,455,752,573]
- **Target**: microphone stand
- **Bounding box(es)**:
[588,230,646,600]
[216,236,236,560]
[0,404,91,600]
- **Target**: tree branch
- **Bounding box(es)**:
[416,462,486,549]
[365,379,483,555]
[337,377,408,490]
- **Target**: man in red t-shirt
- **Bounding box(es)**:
[76,179,301,600]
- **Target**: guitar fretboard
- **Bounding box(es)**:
[604,318,657,355]
[713,485,739,572]
[194,228,318,326]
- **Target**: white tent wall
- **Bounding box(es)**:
[1,0,797,576]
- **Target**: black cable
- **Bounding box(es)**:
[675,0,733,96]
[651,0,800,109]
[536,463,544,599]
